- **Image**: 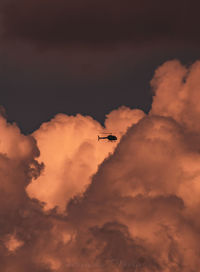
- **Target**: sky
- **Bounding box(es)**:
[1,1,200,272]
[0,0,200,133]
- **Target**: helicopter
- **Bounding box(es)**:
[98,133,117,142]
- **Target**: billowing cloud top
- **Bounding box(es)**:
[2,60,200,271]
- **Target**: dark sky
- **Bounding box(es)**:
[0,0,200,134]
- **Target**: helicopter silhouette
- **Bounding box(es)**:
[98,133,117,142]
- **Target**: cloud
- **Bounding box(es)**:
[4,233,24,253]
[27,107,145,211]
[66,61,200,270]
[2,60,200,271]
[151,60,200,133]
[0,115,51,271]
[1,0,200,48]
[67,114,200,270]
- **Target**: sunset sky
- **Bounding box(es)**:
[0,0,200,133]
[1,1,200,272]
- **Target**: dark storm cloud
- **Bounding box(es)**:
[1,0,200,47]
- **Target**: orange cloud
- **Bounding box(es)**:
[151,60,200,133]
[67,114,200,270]
[2,60,200,271]
[27,107,145,212]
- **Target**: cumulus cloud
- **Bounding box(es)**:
[2,60,200,271]
[27,107,144,211]
[65,113,200,270]
[4,233,24,253]
[151,60,200,133]
[0,115,49,271]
